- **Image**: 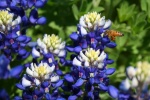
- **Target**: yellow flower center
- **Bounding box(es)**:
[35,66,47,76]
[84,12,100,24]
[43,34,61,49]
[0,10,13,25]
[85,48,100,62]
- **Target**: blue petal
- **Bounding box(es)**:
[27,0,34,8]
[81,39,87,49]
[14,96,22,100]
[88,92,94,99]
[10,65,23,78]
[73,78,84,88]
[45,93,51,100]
[89,78,94,84]
[56,70,63,76]
[64,74,74,83]
[68,95,77,100]
[41,81,50,88]
[0,1,7,8]
[29,9,38,24]
[106,59,114,64]
[16,83,25,90]
[18,49,27,56]
[35,1,45,8]
[55,80,63,88]
[74,46,82,53]
[37,17,46,25]
[57,97,66,100]
[27,42,37,47]
[66,46,74,52]
[105,68,115,75]
[101,37,110,44]
[70,32,79,41]
[108,85,119,98]
[106,42,117,48]
[99,83,108,91]
[16,35,27,42]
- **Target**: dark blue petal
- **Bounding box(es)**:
[73,78,84,88]
[41,81,50,88]
[16,35,27,42]
[55,80,63,88]
[20,43,26,47]
[12,43,18,49]
[18,49,27,56]
[29,9,38,24]
[74,46,82,53]
[108,85,119,99]
[81,39,87,49]
[106,59,114,64]
[14,96,22,100]
[57,97,66,100]
[101,37,110,44]
[89,78,94,84]
[28,0,34,8]
[88,92,94,99]
[70,32,79,41]
[10,65,23,78]
[106,42,117,48]
[56,70,63,76]
[68,95,77,100]
[16,83,25,90]
[64,74,74,82]
[45,93,51,100]
[99,83,108,91]
[105,68,115,75]
[66,46,74,52]
[25,37,31,43]
[4,49,11,55]
[37,17,46,25]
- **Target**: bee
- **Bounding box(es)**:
[104,30,124,41]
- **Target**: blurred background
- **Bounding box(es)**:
[2,0,150,99]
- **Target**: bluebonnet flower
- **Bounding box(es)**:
[16,61,64,100]
[63,12,118,99]
[32,34,66,58]
[67,12,116,55]
[119,61,150,100]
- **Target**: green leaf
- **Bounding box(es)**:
[117,2,137,22]
[140,0,148,11]
[90,7,104,12]
[72,4,79,20]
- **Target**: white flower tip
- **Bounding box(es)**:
[103,20,111,29]
[73,57,82,67]
[32,48,40,58]
[131,77,138,88]
[50,75,59,82]
[80,26,87,36]
[126,66,136,79]
[22,77,31,87]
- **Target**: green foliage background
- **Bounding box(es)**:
[1,0,150,99]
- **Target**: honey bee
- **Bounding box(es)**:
[104,30,124,41]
